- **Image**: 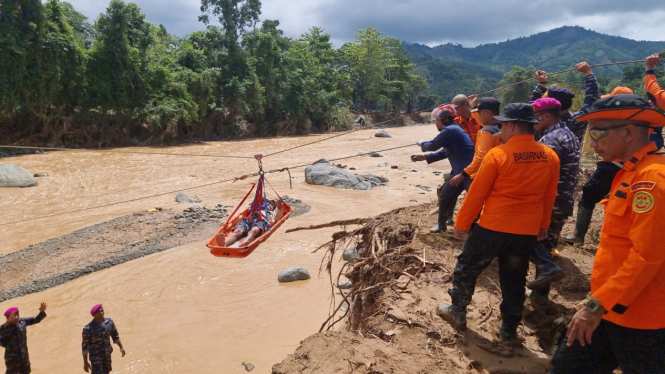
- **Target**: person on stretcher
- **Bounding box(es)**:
[224,199,283,247]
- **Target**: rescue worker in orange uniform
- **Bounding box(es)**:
[550,94,665,374]
[453,94,482,146]
[437,103,560,343]
[445,97,502,226]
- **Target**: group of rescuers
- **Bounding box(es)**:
[2,57,665,374]
[410,53,665,373]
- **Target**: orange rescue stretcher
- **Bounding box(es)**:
[207,155,292,258]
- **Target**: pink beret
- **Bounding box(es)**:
[533,98,561,112]
[4,307,18,317]
[90,304,103,315]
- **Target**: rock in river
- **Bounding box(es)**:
[0,164,38,187]
[305,163,372,190]
[175,192,201,203]
[375,130,392,138]
[278,267,311,283]
[342,245,360,261]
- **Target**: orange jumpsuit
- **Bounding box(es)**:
[455,134,560,235]
[592,142,665,329]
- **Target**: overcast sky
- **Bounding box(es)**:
[67,0,665,47]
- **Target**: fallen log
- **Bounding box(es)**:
[285,218,372,233]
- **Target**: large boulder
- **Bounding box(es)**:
[375,130,392,138]
[0,164,38,187]
[305,163,373,190]
[278,267,311,283]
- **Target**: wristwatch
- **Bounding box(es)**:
[584,297,605,314]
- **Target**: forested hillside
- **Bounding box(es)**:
[405,26,665,101]
[0,0,425,147]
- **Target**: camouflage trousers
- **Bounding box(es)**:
[448,225,536,333]
[90,353,112,374]
[5,359,30,374]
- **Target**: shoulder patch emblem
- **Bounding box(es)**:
[633,191,655,213]
[630,181,656,192]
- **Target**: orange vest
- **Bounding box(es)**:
[464,127,503,179]
[455,135,560,235]
[455,115,481,146]
[592,142,665,329]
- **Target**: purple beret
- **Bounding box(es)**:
[533,98,562,112]
[4,307,18,317]
[90,304,103,315]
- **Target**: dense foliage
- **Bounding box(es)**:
[0,0,428,146]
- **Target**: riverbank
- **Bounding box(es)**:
[272,203,599,374]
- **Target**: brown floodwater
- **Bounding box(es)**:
[0,126,450,373]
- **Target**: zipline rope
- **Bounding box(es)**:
[0,143,415,227]
[0,145,254,159]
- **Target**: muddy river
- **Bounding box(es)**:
[0,126,450,373]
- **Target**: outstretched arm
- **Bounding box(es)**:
[645,53,665,109]
[530,70,548,102]
[573,62,599,118]
[24,302,47,326]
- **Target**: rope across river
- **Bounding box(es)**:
[0,143,415,226]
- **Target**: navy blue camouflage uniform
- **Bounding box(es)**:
[0,312,46,374]
[531,74,599,145]
[530,123,581,299]
[82,318,121,374]
[538,122,580,248]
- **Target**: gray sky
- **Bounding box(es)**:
[67,0,665,47]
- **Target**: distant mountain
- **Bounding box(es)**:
[405,26,665,101]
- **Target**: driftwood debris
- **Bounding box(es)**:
[285,218,372,233]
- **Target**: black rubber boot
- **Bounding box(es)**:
[437,302,467,330]
[499,323,522,346]
[430,203,449,233]
[563,207,594,244]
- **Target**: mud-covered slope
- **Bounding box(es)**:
[273,203,598,374]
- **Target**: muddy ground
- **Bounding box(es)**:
[0,196,310,302]
[272,198,602,374]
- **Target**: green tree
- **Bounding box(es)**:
[86,0,147,112]
[496,66,537,106]
[60,1,95,48]
[39,0,86,119]
[341,26,396,112]
[0,0,44,119]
